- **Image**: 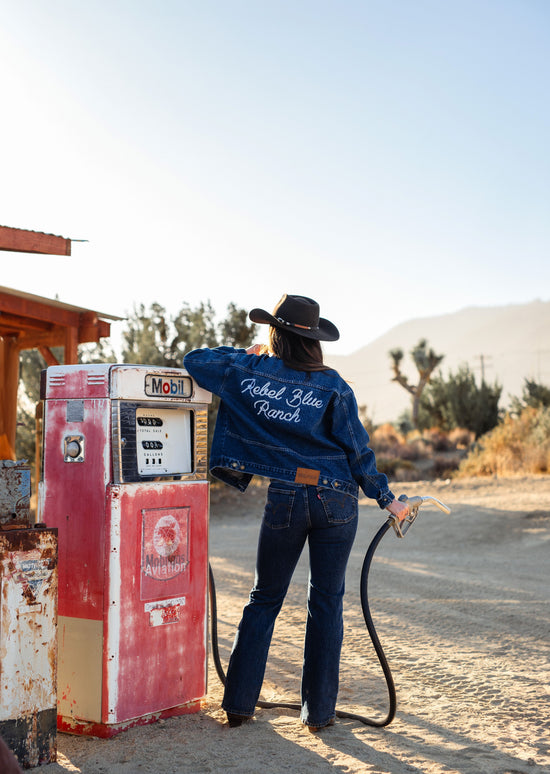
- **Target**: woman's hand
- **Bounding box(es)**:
[386,498,409,522]
[246,344,263,355]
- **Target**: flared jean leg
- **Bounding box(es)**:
[221,591,285,716]
[222,486,308,716]
[300,582,345,725]
[300,488,358,726]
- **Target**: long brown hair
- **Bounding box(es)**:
[268,327,331,372]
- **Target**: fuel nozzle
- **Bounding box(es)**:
[389,494,451,538]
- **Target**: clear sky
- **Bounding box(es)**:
[1,0,548,356]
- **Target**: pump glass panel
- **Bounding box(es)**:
[136,407,192,476]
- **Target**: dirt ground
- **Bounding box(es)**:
[38,475,550,774]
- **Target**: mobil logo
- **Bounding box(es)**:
[145,374,192,398]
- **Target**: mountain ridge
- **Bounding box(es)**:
[324,299,550,424]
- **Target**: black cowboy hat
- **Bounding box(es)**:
[249,294,339,342]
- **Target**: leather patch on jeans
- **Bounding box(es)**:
[294,467,320,485]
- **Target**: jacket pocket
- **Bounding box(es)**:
[317,488,357,524]
[263,485,295,529]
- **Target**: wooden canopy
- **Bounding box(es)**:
[0,225,72,256]
[0,227,122,458]
[0,286,122,458]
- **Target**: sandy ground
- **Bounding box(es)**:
[36,475,549,774]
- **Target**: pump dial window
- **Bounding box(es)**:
[137,416,163,427]
[136,407,192,476]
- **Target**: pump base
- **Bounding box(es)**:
[0,709,57,767]
[57,699,202,738]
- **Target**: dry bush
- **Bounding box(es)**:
[457,407,550,477]
[422,427,454,452]
[376,457,419,483]
[371,423,472,481]
[448,427,475,449]
[432,453,462,479]
[393,463,421,482]
[371,423,405,452]
[398,438,427,461]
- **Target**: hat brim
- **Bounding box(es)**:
[248,308,340,342]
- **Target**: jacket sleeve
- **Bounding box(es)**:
[333,387,395,509]
[183,346,246,396]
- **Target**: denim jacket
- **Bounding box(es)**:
[183,347,395,508]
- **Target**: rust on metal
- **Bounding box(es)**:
[0,461,31,528]
[0,527,58,767]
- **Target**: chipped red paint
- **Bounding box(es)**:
[57,700,201,738]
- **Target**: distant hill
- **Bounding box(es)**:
[325,300,550,424]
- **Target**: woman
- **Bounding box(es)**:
[184,294,408,732]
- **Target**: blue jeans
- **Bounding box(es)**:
[222,480,358,726]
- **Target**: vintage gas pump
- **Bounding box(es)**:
[37,364,211,737]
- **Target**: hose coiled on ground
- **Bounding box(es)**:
[208,517,397,727]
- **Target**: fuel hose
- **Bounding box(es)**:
[208,517,397,727]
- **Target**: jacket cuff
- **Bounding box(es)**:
[377,490,395,509]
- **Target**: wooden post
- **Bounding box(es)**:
[0,337,20,459]
[64,326,78,365]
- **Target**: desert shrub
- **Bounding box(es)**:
[419,365,501,438]
[448,427,475,449]
[509,378,550,415]
[398,438,427,461]
[432,453,462,479]
[371,423,405,452]
[457,406,550,477]
[422,427,454,452]
[375,456,416,478]
[371,422,472,480]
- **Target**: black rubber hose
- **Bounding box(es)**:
[208,517,397,727]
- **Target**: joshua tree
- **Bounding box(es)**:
[389,339,444,428]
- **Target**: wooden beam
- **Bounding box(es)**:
[16,331,65,351]
[0,312,53,335]
[0,226,71,256]
[0,293,80,329]
[38,347,61,367]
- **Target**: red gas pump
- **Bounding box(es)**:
[37,364,211,737]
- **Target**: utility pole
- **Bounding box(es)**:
[475,354,493,384]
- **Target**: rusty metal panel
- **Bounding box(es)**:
[0,527,58,767]
[0,461,31,527]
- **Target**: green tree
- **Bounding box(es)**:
[78,339,117,364]
[389,339,444,428]
[122,302,177,365]
[419,364,501,438]
[509,378,550,415]
[15,349,51,464]
[218,302,257,348]
[122,300,256,365]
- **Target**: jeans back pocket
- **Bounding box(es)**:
[263,485,295,529]
[317,488,357,524]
